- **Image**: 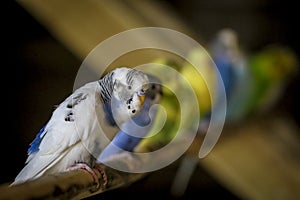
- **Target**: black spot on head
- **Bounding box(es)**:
[151,84,156,90]
[128,105,131,109]
[127,97,133,104]
[128,85,132,90]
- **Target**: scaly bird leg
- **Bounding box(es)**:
[66,163,107,187]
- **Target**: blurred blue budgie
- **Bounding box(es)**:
[12,67,149,185]
[209,28,239,96]
[209,28,251,122]
[98,75,163,161]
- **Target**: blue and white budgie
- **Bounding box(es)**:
[12,67,149,185]
[208,28,249,123]
[98,75,163,163]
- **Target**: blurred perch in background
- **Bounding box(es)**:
[10,0,300,200]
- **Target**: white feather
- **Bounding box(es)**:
[12,67,149,185]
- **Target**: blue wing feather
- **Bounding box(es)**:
[27,124,47,155]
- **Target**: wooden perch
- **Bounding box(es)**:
[0,161,145,200]
[0,137,189,200]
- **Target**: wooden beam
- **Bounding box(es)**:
[0,163,144,200]
[199,115,300,200]
[16,0,198,62]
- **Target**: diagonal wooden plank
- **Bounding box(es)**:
[200,115,300,200]
[16,0,197,64]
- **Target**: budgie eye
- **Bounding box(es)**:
[138,89,146,96]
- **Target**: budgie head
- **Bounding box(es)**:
[109,67,149,118]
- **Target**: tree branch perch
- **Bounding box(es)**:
[0,162,145,200]
[0,136,190,200]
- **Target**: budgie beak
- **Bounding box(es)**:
[137,86,147,106]
[138,94,146,106]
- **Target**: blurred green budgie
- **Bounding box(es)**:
[245,45,298,115]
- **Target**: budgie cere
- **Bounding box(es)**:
[12,67,149,185]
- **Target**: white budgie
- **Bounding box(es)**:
[12,67,149,185]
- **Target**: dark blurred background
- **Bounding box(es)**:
[4,0,300,199]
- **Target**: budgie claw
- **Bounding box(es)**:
[66,163,107,187]
[94,163,108,186]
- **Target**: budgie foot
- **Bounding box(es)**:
[67,163,107,187]
[94,163,108,186]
